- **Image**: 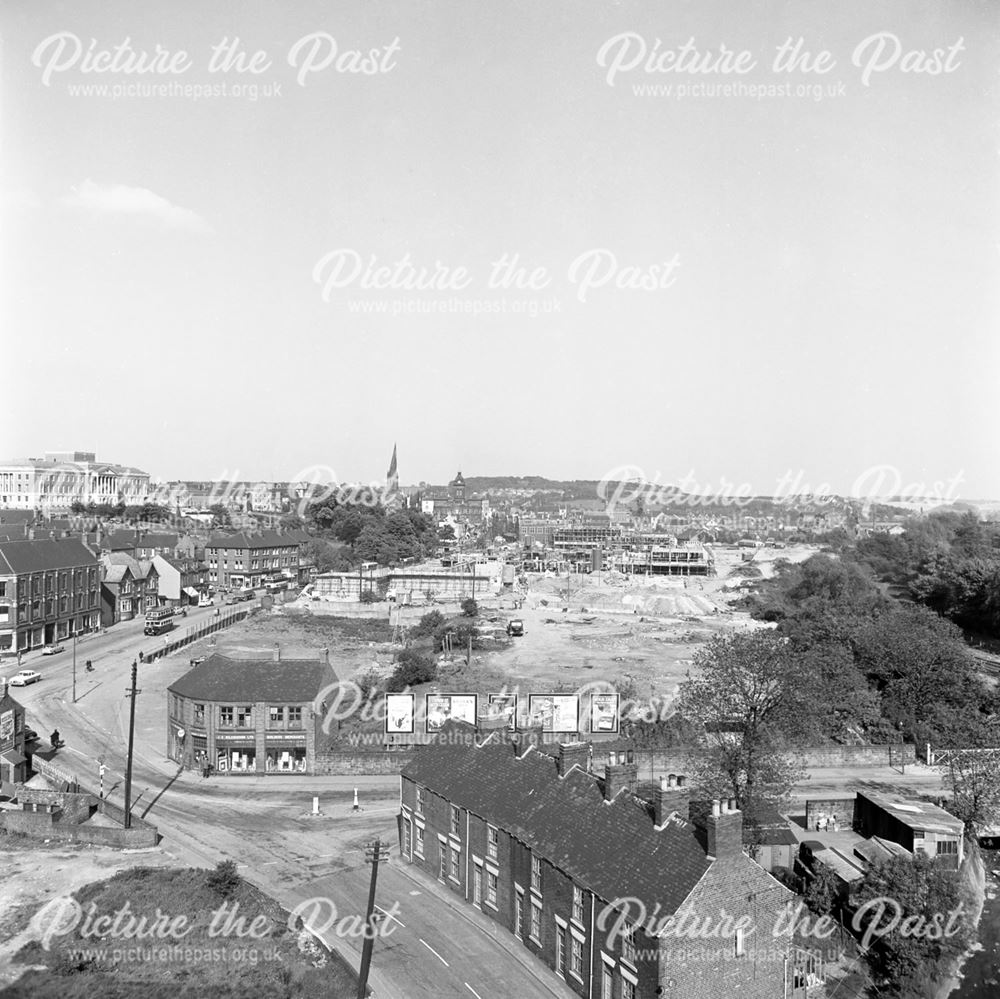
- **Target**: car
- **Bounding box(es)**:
[41,644,65,656]
[9,670,41,686]
[23,728,38,743]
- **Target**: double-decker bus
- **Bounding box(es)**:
[143,606,175,636]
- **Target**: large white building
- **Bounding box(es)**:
[0,452,152,512]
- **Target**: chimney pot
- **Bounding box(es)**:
[712,799,721,818]
[677,776,686,788]
[728,797,738,812]
[667,773,677,787]
[659,775,668,791]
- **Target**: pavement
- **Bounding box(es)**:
[4,610,578,999]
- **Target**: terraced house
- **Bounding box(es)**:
[0,538,101,653]
[400,724,821,999]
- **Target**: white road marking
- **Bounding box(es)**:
[465,984,483,999]
[373,903,404,928]
[419,938,449,966]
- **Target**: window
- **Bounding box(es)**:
[415,824,424,858]
[0,582,6,597]
[288,706,302,726]
[487,824,499,861]
[438,841,447,880]
[486,870,497,906]
[531,854,542,892]
[602,966,613,999]
[237,706,252,727]
[220,705,234,726]
[556,925,565,976]
[571,937,583,977]
[530,901,541,943]
[515,890,524,936]
[473,865,483,906]
[450,805,461,836]
[450,845,460,881]
[622,978,635,999]
[415,786,425,814]
[937,839,958,855]
[621,924,636,965]
[734,927,746,957]
[194,704,205,725]
[269,706,284,725]
[572,885,584,923]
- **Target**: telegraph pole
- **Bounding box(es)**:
[357,840,390,999]
[123,661,141,828]
[72,632,77,704]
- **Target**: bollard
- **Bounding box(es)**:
[313,796,320,816]
[352,788,360,811]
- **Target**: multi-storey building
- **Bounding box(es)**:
[400,727,819,999]
[152,554,209,606]
[102,531,180,560]
[0,452,151,512]
[166,651,336,774]
[99,553,160,625]
[0,539,102,654]
[205,530,308,590]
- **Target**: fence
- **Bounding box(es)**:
[926,744,1000,767]
[142,603,260,662]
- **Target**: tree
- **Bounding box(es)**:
[461,598,479,617]
[387,650,437,691]
[853,854,974,995]
[803,861,840,917]
[677,631,807,814]
[946,735,1000,836]
[209,503,232,528]
[438,523,456,541]
[302,538,345,574]
[411,610,445,638]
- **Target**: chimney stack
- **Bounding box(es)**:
[706,797,743,860]
[654,774,690,827]
[604,749,639,801]
[556,741,590,778]
[515,723,543,758]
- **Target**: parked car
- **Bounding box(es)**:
[9,669,41,686]
[41,644,65,656]
[506,619,524,637]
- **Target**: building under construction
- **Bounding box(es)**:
[610,541,713,576]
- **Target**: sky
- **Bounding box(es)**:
[2,0,998,500]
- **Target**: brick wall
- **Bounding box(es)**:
[313,751,414,775]
[805,798,856,831]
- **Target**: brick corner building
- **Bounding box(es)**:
[166,650,337,774]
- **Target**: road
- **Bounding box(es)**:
[6,609,577,999]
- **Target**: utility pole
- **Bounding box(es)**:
[123,661,141,828]
[357,840,391,999]
[72,631,77,704]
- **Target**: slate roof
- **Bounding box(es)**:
[207,529,306,550]
[402,726,712,914]
[688,799,799,848]
[0,538,98,575]
[105,531,178,551]
[168,654,337,704]
[102,553,156,581]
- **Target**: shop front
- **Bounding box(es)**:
[265,732,308,773]
[215,733,258,773]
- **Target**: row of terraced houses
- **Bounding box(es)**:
[399,722,822,999]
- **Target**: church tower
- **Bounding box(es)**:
[384,444,400,508]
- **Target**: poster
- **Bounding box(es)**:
[528,694,579,733]
[384,694,415,734]
[425,693,478,733]
[590,693,620,734]
[487,693,518,730]
[0,709,12,747]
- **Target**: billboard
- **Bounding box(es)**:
[487,693,518,730]
[0,709,12,747]
[528,694,579,734]
[589,693,620,734]
[384,694,415,734]
[425,694,478,733]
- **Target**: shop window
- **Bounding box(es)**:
[265,748,306,772]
